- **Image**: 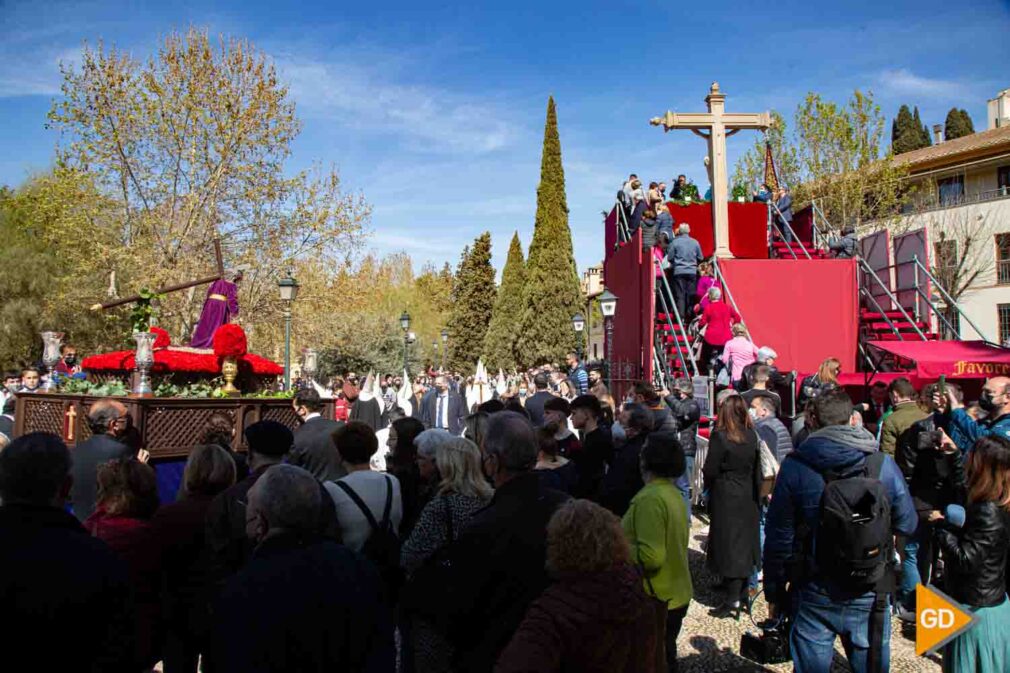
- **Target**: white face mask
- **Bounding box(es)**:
[748,408,760,421]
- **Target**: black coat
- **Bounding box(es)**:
[903,417,966,513]
[935,501,1010,608]
[524,390,554,428]
[666,395,701,457]
[446,472,570,673]
[703,428,762,579]
[211,535,395,673]
[601,433,647,516]
[0,504,136,672]
[571,426,613,500]
[421,391,467,435]
[70,433,134,521]
[290,416,346,482]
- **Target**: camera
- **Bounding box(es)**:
[740,620,791,665]
[917,429,944,451]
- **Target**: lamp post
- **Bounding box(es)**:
[572,312,586,360]
[400,310,411,376]
[598,289,619,391]
[432,339,438,369]
[440,328,448,373]
[278,272,299,390]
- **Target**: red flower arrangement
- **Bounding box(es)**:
[82,349,282,376]
[150,326,171,350]
[213,324,248,358]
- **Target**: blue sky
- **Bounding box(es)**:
[1,0,1008,275]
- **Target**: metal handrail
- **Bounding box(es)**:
[912,255,991,342]
[859,286,906,342]
[614,201,631,246]
[768,200,812,260]
[711,257,747,328]
[768,218,800,260]
[810,199,832,250]
[653,257,699,377]
[857,258,927,340]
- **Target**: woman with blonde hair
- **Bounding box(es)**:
[401,436,494,672]
[799,357,841,405]
[720,323,759,388]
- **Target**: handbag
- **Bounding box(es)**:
[758,439,779,497]
[715,355,732,388]
[400,496,456,624]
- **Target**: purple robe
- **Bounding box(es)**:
[191,279,239,348]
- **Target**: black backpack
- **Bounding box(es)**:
[808,452,892,590]
[334,475,403,600]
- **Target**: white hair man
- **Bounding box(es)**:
[666,223,703,321]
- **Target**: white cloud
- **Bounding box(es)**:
[0,45,80,98]
[876,69,966,99]
[276,55,520,155]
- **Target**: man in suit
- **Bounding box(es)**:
[524,372,554,428]
[289,388,345,483]
[422,375,466,435]
[71,399,134,521]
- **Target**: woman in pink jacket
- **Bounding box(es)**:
[720,323,759,386]
[699,286,740,372]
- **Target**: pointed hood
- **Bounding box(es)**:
[397,369,413,416]
[496,369,507,396]
[359,371,375,402]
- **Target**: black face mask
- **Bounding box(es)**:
[978,392,998,413]
[64,356,77,366]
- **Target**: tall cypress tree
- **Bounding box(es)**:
[944,108,975,140]
[893,104,930,154]
[447,232,496,372]
[518,96,583,367]
[913,107,932,148]
[483,231,526,372]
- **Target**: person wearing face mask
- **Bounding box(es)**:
[212,464,395,673]
[70,400,134,521]
[750,396,793,463]
[288,388,345,483]
[936,376,1010,450]
[1,369,21,409]
[55,344,81,377]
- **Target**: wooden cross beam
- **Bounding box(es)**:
[91,239,227,311]
[650,83,772,258]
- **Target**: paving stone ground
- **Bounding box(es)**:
[679,517,942,672]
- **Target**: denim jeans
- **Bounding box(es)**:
[675,469,692,522]
[791,585,891,673]
[748,503,768,590]
[897,520,932,612]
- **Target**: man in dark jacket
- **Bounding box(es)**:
[71,399,133,521]
[666,378,701,490]
[750,396,793,462]
[665,223,703,320]
[212,464,394,673]
[764,390,916,673]
[0,432,135,672]
[828,226,858,259]
[447,412,570,672]
[523,372,554,428]
[421,375,467,434]
[289,388,345,482]
[601,403,651,516]
[569,395,613,500]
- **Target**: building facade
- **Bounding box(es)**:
[891,96,1010,345]
[580,263,606,361]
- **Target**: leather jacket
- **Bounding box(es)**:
[935,501,1010,608]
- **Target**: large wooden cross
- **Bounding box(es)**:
[90,239,226,311]
[651,82,771,258]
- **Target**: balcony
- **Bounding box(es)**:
[906,185,1010,214]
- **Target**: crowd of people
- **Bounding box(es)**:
[4,338,1010,673]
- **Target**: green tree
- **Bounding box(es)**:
[944,108,975,140]
[447,232,496,372]
[892,104,929,154]
[732,110,801,195]
[913,106,932,148]
[518,97,583,366]
[483,231,526,371]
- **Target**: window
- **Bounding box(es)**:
[1000,304,1010,346]
[937,176,964,206]
[998,234,1010,285]
[999,166,1010,192]
[940,308,961,340]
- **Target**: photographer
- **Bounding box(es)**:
[893,382,967,620]
[935,376,1010,451]
[763,390,915,673]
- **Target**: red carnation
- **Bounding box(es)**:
[213,324,248,358]
[150,326,171,349]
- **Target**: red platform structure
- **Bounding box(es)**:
[602,197,1009,414]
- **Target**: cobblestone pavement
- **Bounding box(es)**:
[679,517,942,672]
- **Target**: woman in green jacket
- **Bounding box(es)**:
[622,430,693,673]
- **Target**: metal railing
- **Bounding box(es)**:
[768,200,812,260]
[998,259,1010,286]
[857,258,927,340]
[912,255,992,342]
[810,199,832,251]
[907,185,1010,214]
[653,257,699,377]
[614,201,631,247]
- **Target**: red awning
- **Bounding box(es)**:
[867,341,1010,379]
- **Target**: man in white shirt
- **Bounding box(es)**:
[422,375,466,435]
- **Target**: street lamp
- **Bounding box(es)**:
[572,312,585,360]
[432,339,438,368]
[598,289,619,391]
[440,328,448,372]
[400,310,411,375]
[278,272,299,390]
